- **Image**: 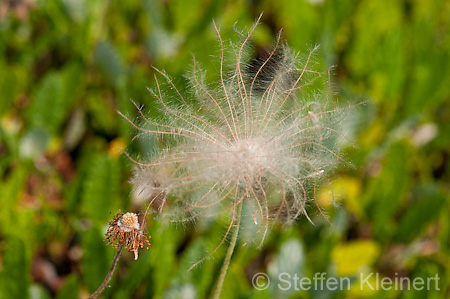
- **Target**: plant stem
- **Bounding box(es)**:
[87,245,124,299]
[212,202,243,299]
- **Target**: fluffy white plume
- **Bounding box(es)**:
[122,16,352,254]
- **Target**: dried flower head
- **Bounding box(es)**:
[105,211,151,260]
[122,15,353,256]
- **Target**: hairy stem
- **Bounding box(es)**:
[212,202,243,299]
[87,245,123,299]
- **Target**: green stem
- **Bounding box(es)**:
[212,202,243,299]
[87,245,123,299]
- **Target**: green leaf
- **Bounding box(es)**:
[163,284,197,299]
[84,91,117,135]
[268,238,305,297]
[403,260,444,299]
[82,154,121,222]
[0,65,17,115]
[61,0,88,23]
[113,253,152,299]
[29,284,51,299]
[19,129,50,159]
[56,275,79,299]
[364,142,411,241]
[276,0,320,53]
[94,41,126,88]
[0,166,27,237]
[81,227,112,293]
[27,72,64,133]
[27,65,83,134]
[0,238,30,299]
[220,264,249,299]
[147,222,180,297]
[395,184,447,243]
[170,238,214,298]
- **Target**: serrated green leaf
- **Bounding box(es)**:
[27,73,64,133]
[27,65,83,134]
[82,154,121,222]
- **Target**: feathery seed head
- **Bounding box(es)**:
[124,15,352,249]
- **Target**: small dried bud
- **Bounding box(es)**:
[105,211,151,260]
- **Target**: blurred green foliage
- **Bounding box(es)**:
[0,0,449,298]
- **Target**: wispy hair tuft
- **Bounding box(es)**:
[121,15,354,258]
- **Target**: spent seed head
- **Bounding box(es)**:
[105,211,151,260]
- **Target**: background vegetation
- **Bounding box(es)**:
[0,0,449,298]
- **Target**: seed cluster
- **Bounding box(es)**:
[105,211,151,260]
